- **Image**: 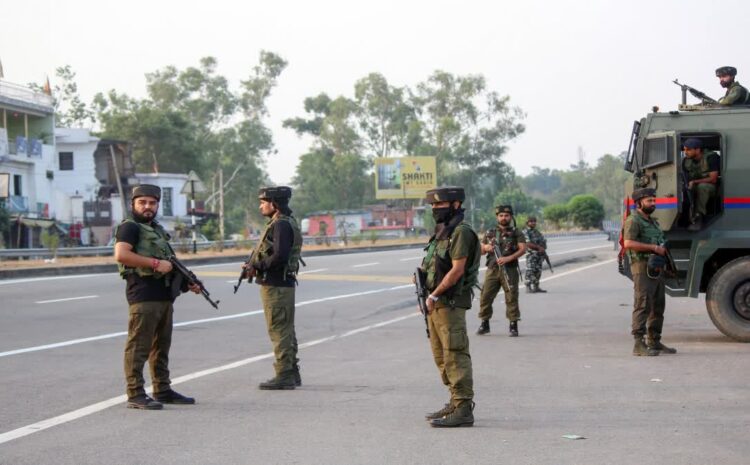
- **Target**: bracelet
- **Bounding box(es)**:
[151,258,160,271]
[428,294,439,303]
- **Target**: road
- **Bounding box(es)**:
[0,234,748,465]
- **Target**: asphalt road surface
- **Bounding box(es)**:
[1,235,748,465]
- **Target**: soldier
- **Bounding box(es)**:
[476,205,527,337]
[682,138,719,231]
[523,216,548,293]
[243,186,303,390]
[715,66,750,106]
[622,188,677,356]
[419,186,481,427]
[114,184,200,410]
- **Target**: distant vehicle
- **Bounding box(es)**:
[620,98,750,341]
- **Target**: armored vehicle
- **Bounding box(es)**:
[620,96,750,342]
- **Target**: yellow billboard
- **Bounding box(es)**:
[375,156,437,199]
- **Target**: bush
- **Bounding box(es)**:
[567,194,605,229]
[351,233,363,245]
[40,229,60,258]
[368,230,378,244]
[542,204,569,229]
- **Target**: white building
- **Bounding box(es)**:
[53,128,100,224]
[133,172,191,232]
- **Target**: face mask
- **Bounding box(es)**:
[432,207,452,224]
[641,205,656,214]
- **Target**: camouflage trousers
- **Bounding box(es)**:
[124,301,173,398]
[260,285,299,375]
[478,264,520,322]
[428,303,474,405]
[691,183,716,216]
[630,261,666,342]
[524,252,543,287]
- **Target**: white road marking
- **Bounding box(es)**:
[399,256,423,261]
[35,295,99,304]
[0,313,416,446]
[298,268,328,274]
[0,258,615,444]
[352,262,379,268]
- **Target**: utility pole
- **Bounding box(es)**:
[219,168,225,242]
[180,171,206,254]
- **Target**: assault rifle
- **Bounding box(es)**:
[491,242,512,293]
[661,241,680,287]
[233,251,255,294]
[414,267,430,338]
[673,79,718,105]
[167,254,220,309]
[541,251,554,273]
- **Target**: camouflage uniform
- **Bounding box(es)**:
[718,81,750,105]
[684,151,719,217]
[523,226,547,290]
[478,225,526,323]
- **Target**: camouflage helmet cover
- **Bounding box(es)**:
[632,187,656,202]
[527,215,537,222]
[424,186,465,204]
[716,66,737,77]
[258,186,292,200]
[131,184,161,201]
[495,205,514,215]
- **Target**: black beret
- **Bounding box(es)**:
[424,186,465,204]
[716,66,737,77]
[683,138,703,149]
[258,186,292,200]
[632,188,656,202]
[132,184,161,201]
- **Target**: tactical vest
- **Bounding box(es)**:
[115,218,172,280]
[485,225,520,267]
[422,222,480,307]
[625,213,665,262]
[523,227,546,251]
[254,214,303,278]
[684,152,718,181]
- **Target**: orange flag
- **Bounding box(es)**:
[43,76,51,95]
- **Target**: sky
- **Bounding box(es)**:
[1,0,748,185]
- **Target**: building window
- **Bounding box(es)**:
[162,187,173,216]
[59,152,74,171]
[13,174,22,196]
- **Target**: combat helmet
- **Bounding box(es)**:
[424,186,465,204]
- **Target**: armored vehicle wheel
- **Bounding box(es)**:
[706,257,750,342]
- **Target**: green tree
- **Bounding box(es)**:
[542,204,569,229]
[30,65,96,128]
[591,152,631,220]
[567,194,605,229]
[0,203,10,247]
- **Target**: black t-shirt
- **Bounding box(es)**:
[254,219,295,287]
[116,221,174,304]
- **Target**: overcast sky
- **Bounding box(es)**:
[2,0,748,184]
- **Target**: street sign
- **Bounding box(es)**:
[180,170,206,195]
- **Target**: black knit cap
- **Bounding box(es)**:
[131,184,161,201]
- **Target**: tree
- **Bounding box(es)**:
[0,203,10,247]
[29,65,96,128]
[591,152,631,220]
[567,195,605,229]
[542,204,569,229]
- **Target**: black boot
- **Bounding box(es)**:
[525,284,532,294]
[509,321,519,337]
[648,340,677,354]
[476,319,490,335]
[534,285,547,293]
[259,373,296,390]
[127,394,163,410]
[425,403,454,421]
[154,389,196,405]
[293,363,302,386]
[633,337,659,356]
[430,401,474,427]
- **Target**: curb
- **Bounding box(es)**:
[0,243,425,280]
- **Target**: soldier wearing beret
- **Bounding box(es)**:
[114,184,201,410]
[715,66,750,105]
[419,186,481,427]
[622,188,677,356]
[476,205,527,337]
[682,138,719,231]
[523,215,548,293]
[243,186,304,390]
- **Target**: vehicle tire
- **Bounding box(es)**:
[706,256,750,342]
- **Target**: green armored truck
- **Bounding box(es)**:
[621,96,750,342]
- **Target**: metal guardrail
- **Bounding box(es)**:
[0,231,609,260]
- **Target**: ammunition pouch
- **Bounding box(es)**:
[646,254,668,279]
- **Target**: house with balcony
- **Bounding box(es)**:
[0,79,57,247]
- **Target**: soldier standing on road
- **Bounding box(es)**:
[715,66,750,106]
[243,186,303,390]
[523,216,548,294]
[682,138,720,231]
[419,186,481,427]
[476,205,527,337]
[622,188,678,356]
[114,184,201,410]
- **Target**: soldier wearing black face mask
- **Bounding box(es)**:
[622,188,677,356]
[418,186,481,427]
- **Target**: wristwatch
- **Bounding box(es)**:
[428,294,439,302]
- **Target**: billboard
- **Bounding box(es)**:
[375,156,437,200]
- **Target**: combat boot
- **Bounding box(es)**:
[293,363,302,386]
[633,337,659,356]
[648,340,677,354]
[525,284,532,294]
[430,401,474,427]
[476,319,490,335]
[154,389,196,405]
[425,403,454,421]
[127,394,163,410]
[259,373,296,390]
[509,321,519,337]
[533,284,547,293]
